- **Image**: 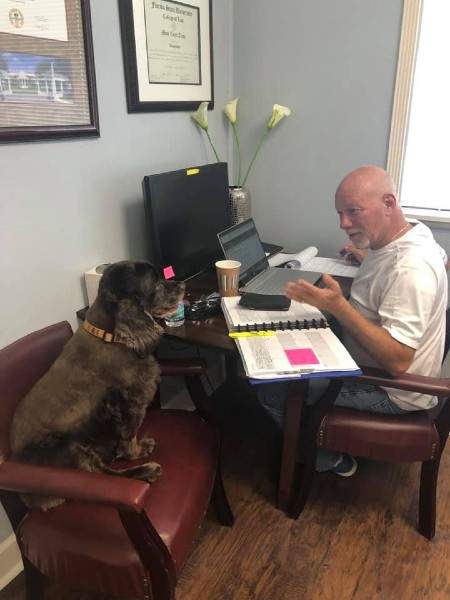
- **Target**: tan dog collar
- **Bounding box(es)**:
[83,320,126,344]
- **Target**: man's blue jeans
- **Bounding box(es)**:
[258,379,408,471]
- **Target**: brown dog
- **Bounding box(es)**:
[11,261,184,509]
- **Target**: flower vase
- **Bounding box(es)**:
[229,186,251,225]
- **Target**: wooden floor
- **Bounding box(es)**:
[1,385,450,600]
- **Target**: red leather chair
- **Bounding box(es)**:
[0,322,233,600]
[289,320,450,539]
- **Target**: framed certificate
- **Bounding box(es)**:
[0,0,99,142]
[0,0,99,143]
[118,0,213,112]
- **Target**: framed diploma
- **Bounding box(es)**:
[0,0,99,143]
[118,0,213,112]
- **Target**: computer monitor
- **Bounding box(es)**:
[143,163,231,281]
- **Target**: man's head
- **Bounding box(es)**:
[335,165,406,250]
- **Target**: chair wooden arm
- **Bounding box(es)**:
[346,366,450,398]
[159,358,207,377]
[0,460,151,512]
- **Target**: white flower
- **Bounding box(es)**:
[267,104,291,129]
[191,101,209,130]
[223,97,239,124]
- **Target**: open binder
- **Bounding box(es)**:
[221,296,327,332]
[221,297,361,381]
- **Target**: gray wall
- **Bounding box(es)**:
[233,0,406,253]
[0,0,233,349]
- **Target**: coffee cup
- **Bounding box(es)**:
[215,260,241,297]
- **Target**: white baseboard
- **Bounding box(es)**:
[0,534,23,591]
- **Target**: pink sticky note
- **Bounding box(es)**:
[285,348,319,365]
[163,266,175,280]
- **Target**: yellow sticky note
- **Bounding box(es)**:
[186,168,200,176]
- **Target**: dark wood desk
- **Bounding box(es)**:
[165,271,339,512]
[171,271,353,511]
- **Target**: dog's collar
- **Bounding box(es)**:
[83,320,126,344]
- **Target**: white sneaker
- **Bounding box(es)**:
[330,454,358,477]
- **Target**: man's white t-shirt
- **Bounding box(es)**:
[343,221,447,410]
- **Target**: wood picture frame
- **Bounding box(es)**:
[0,0,99,143]
[118,0,213,112]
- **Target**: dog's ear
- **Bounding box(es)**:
[98,261,163,357]
[114,298,162,357]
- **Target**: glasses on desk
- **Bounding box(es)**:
[185,295,221,320]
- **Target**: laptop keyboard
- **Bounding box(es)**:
[243,268,319,295]
[243,270,289,294]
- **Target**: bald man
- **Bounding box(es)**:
[260,166,447,476]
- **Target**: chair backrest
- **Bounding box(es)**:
[0,322,73,461]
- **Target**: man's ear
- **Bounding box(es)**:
[382,193,397,212]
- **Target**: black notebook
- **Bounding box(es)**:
[221,296,328,332]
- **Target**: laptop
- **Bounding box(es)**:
[217,218,321,295]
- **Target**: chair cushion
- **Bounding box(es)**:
[318,407,440,462]
[16,409,218,598]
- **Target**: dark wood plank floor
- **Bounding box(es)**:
[1,386,449,600]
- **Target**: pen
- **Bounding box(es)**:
[229,331,276,338]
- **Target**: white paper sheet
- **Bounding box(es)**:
[236,328,360,378]
[268,246,359,278]
[268,246,318,268]
[302,257,359,278]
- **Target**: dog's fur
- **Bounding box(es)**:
[11,261,184,510]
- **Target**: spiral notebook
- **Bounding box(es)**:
[221,297,361,381]
[221,296,328,332]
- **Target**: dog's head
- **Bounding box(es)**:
[98,261,185,356]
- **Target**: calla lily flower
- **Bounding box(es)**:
[224,97,239,124]
[191,101,209,130]
[189,99,292,186]
[267,104,292,129]
[191,101,221,161]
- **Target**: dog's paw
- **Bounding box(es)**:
[141,461,162,483]
[139,436,156,456]
[21,494,66,511]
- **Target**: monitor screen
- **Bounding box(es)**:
[143,163,231,280]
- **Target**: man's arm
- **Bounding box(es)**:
[285,274,415,376]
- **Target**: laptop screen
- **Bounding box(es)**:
[217,218,269,284]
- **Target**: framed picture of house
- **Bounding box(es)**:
[118,0,213,112]
[0,0,99,143]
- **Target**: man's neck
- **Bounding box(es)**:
[371,220,411,250]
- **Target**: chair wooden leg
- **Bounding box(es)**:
[119,511,176,600]
[212,463,234,526]
[287,380,343,518]
[23,558,44,600]
[277,381,307,511]
[288,449,317,519]
[419,458,440,540]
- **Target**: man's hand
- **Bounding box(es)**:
[339,243,367,265]
[285,274,346,315]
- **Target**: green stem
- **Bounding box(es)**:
[205,129,221,162]
[242,128,270,187]
[231,122,242,186]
